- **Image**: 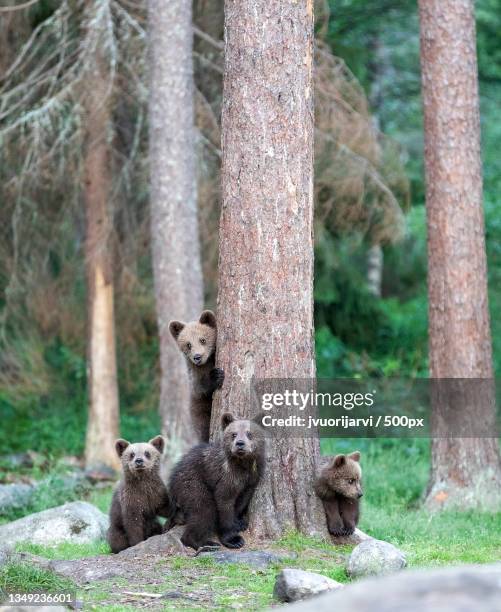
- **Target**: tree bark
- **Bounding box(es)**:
[148,0,204,465]
[419,0,501,510]
[213,0,327,540]
[83,3,120,471]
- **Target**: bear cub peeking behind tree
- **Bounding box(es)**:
[166,413,265,551]
[107,436,171,553]
[169,310,224,442]
[315,452,363,537]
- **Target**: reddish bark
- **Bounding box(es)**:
[419,0,501,509]
[213,0,327,539]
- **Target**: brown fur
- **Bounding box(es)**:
[169,310,224,442]
[166,413,265,550]
[315,452,363,537]
[107,436,171,553]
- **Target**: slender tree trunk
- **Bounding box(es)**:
[148,0,204,465]
[83,4,120,471]
[365,35,389,298]
[419,0,501,509]
[213,0,327,540]
[367,244,383,297]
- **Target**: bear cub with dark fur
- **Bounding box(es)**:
[167,413,265,550]
[107,436,171,553]
[315,451,363,537]
[169,310,224,442]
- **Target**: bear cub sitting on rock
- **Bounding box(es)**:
[169,310,224,442]
[167,413,265,551]
[107,436,171,553]
[315,451,363,537]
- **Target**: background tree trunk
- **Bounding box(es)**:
[367,244,383,297]
[213,0,327,540]
[148,0,204,466]
[83,3,120,471]
[419,0,501,510]
[365,35,391,299]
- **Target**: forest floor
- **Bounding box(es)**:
[1,439,501,610]
[3,530,352,611]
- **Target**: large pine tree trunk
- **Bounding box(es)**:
[213,0,327,540]
[148,0,203,464]
[419,0,501,509]
[83,4,120,471]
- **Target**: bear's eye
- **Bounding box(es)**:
[186,342,192,351]
[247,431,252,439]
[200,338,206,345]
[232,433,238,439]
[144,451,151,459]
[348,478,355,485]
[130,452,135,460]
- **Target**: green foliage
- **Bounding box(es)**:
[0,331,160,457]
[476,0,501,82]
[315,3,501,380]
[315,221,428,377]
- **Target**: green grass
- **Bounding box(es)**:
[87,486,114,514]
[0,562,75,596]
[15,541,110,560]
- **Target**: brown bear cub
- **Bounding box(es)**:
[314,452,363,537]
[169,310,224,443]
[166,413,265,551]
[107,436,171,553]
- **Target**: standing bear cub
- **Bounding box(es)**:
[167,413,265,550]
[107,436,171,553]
[314,452,363,537]
[169,310,224,442]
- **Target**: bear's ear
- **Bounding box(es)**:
[348,451,361,462]
[221,412,235,429]
[252,411,266,428]
[169,320,185,339]
[199,310,217,329]
[115,439,130,458]
[332,454,346,468]
[148,435,165,455]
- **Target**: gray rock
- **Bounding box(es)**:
[277,563,501,612]
[347,539,406,578]
[0,547,11,568]
[84,465,117,484]
[51,558,120,583]
[330,527,372,546]
[274,569,343,602]
[198,549,296,568]
[118,532,186,557]
[0,484,35,513]
[0,501,109,546]
[2,451,47,469]
[10,552,52,572]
